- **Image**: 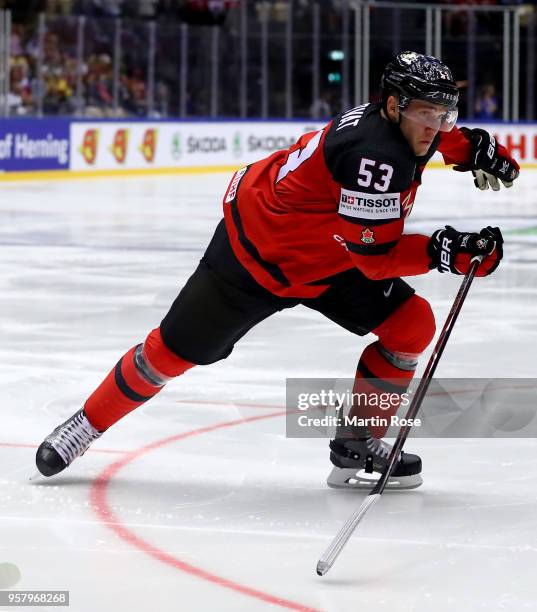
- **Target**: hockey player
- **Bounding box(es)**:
[36,51,519,489]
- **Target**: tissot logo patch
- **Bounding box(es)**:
[338,189,401,220]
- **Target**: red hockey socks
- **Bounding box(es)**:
[84,328,194,431]
[349,294,436,438]
[349,342,416,438]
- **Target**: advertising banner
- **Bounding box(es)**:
[69,121,325,171]
[0,119,70,172]
[0,118,535,175]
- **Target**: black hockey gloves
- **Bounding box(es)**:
[453,127,520,191]
[428,225,504,276]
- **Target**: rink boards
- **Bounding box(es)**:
[1,118,537,180]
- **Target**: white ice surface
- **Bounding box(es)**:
[1,168,537,612]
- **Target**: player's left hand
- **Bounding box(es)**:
[453,127,520,191]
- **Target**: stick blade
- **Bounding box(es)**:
[316,560,330,576]
[316,493,381,576]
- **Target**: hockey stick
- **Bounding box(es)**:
[316,256,483,576]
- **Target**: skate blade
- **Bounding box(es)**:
[326,467,423,490]
[29,470,45,482]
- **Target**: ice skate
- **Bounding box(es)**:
[36,409,103,477]
[327,434,423,490]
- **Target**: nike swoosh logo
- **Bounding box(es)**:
[384,282,394,298]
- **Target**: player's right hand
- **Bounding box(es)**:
[427,225,504,276]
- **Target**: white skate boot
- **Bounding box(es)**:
[36,409,102,477]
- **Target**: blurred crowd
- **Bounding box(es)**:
[5,1,242,117]
[3,0,534,119]
[1,1,237,22]
[9,24,159,117]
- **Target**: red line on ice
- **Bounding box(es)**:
[175,398,283,410]
[89,409,321,612]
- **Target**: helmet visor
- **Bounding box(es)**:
[400,99,458,132]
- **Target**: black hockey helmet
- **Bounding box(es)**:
[380,51,459,112]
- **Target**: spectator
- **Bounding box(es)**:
[10,23,25,56]
[39,32,76,113]
[9,56,34,115]
[475,83,498,120]
[128,69,148,115]
[84,53,114,115]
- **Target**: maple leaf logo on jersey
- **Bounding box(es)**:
[79,129,99,165]
[140,129,157,163]
[361,228,375,244]
[111,129,129,164]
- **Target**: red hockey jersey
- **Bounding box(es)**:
[223,102,472,299]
